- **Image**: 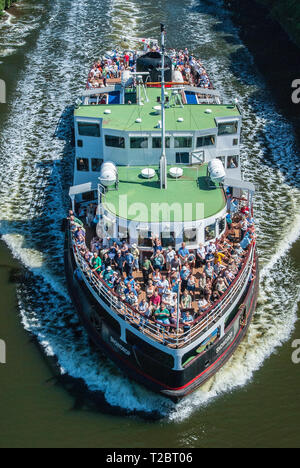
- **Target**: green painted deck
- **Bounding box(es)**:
[75,88,241,132]
[103,164,226,223]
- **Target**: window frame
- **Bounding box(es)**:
[183,228,197,244]
[174,136,193,148]
[105,135,126,149]
[138,230,153,248]
[78,121,101,138]
[130,137,149,149]
[176,152,190,164]
[196,135,216,148]
[218,121,239,136]
[152,137,171,149]
[161,231,176,248]
[227,155,239,169]
[205,223,216,242]
[91,158,103,172]
[76,157,89,172]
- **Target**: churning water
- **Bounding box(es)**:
[0,0,299,422]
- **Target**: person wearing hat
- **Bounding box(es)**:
[131,243,140,271]
[180,265,190,293]
[102,265,114,282]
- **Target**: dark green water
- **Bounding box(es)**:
[0,0,299,448]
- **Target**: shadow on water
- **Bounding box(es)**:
[1,236,164,421]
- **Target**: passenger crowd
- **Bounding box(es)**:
[169,47,212,88]
[87,46,212,90]
[69,196,255,335]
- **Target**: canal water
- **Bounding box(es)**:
[0,0,299,448]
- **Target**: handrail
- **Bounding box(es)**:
[194,243,254,325]
[71,231,255,347]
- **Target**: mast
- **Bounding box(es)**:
[159,23,167,190]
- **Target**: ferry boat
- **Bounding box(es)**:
[64,26,259,401]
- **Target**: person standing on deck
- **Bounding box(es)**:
[178,242,189,264]
[125,250,134,279]
[142,256,153,284]
[131,244,140,271]
[91,253,102,273]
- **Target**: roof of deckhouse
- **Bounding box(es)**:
[103,164,226,223]
[74,88,241,132]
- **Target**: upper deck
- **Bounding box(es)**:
[102,164,226,223]
[75,87,240,132]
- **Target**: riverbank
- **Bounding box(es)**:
[224,0,300,49]
[224,0,300,131]
[256,0,300,49]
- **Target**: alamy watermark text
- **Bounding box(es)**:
[0,79,6,104]
[292,339,300,364]
[0,339,6,364]
[292,79,300,104]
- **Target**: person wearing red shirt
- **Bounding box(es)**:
[150,290,161,308]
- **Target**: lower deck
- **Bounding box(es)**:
[65,228,259,398]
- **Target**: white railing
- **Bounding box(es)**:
[72,235,255,348]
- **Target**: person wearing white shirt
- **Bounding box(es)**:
[166,247,176,271]
[196,244,206,266]
[157,275,170,296]
[198,296,209,314]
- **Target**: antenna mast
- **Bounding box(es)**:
[159,23,167,190]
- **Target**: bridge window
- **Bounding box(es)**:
[76,158,89,172]
[218,217,226,235]
[174,136,193,148]
[92,158,103,172]
[183,228,197,244]
[161,231,176,248]
[227,156,239,169]
[152,137,171,149]
[82,190,97,202]
[176,152,190,164]
[78,122,100,137]
[196,135,216,147]
[218,121,238,136]
[205,223,216,242]
[130,137,148,149]
[105,135,125,148]
[138,230,153,248]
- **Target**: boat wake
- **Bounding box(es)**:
[0,0,299,421]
